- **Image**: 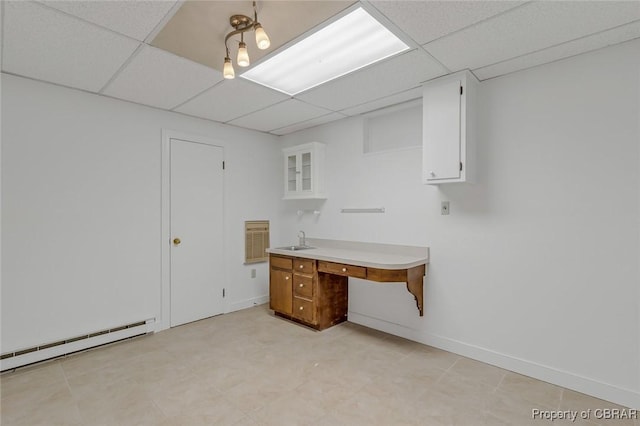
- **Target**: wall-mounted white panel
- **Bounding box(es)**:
[424,1,640,71]
[297,49,447,111]
[474,20,640,80]
[2,1,140,92]
[175,79,289,123]
[370,0,526,44]
[227,99,333,132]
[39,0,178,41]
[103,45,222,110]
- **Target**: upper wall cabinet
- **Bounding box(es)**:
[283,142,326,200]
[422,70,478,184]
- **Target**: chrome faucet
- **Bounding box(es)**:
[298,230,306,247]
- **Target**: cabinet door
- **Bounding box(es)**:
[269,269,292,315]
[300,151,312,192]
[423,79,462,181]
[286,153,299,195]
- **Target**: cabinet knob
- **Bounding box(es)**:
[342,267,347,272]
[299,265,304,269]
[299,283,304,287]
[299,306,304,311]
[285,276,289,280]
[173,238,181,246]
[429,171,436,177]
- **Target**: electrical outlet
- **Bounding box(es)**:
[441,201,450,215]
[251,269,256,278]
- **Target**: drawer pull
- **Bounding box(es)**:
[299,283,304,287]
[299,306,304,311]
[342,267,347,272]
[299,265,304,269]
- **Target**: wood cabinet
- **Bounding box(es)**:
[422,70,478,184]
[269,253,427,330]
[269,254,347,330]
[283,142,326,200]
[269,257,292,315]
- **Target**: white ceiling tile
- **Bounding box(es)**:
[424,1,640,71]
[2,1,140,92]
[227,100,333,132]
[103,45,222,110]
[175,79,290,123]
[39,0,177,41]
[341,86,423,116]
[474,21,640,80]
[296,49,446,111]
[271,112,347,135]
[370,0,526,44]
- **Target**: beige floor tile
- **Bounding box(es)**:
[329,385,418,426]
[448,357,507,388]
[1,380,82,426]
[250,389,328,426]
[431,371,496,410]
[405,345,461,371]
[152,378,245,425]
[497,371,563,408]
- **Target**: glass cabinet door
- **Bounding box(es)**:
[301,152,312,191]
[287,154,298,192]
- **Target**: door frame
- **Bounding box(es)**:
[160,129,227,331]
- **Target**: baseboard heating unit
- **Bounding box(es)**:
[0,318,155,371]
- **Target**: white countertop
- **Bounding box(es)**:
[266,238,429,270]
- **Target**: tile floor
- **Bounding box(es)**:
[1,305,637,426]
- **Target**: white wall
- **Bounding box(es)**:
[279,39,640,408]
[1,74,280,352]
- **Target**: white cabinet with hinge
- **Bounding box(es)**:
[283,142,326,200]
[422,70,478,184]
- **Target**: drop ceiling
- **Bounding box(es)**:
[2,1,639,135]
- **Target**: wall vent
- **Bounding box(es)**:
[1,319,152,371]
[245,220,270,264]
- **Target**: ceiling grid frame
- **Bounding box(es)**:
[2,0,639,135]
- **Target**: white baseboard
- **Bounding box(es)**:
[228,295,268,313]
[348,311,640,409]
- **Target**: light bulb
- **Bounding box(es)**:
[254,24,270,50]
[237,42,250,67]
[223,57,235,79]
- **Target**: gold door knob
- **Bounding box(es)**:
[173,238,181,246]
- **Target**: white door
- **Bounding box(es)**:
[170,138,224,327]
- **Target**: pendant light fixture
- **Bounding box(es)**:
[223,1,270,79]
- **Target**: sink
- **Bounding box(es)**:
[276,245,315,251]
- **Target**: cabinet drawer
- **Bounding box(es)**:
[293,297,315,324]
[293,274,313,299]
[293,258,315,274]
[317,261,366,279]
[271,255,292,270]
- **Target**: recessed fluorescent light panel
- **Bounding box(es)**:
[240,7,409,95]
